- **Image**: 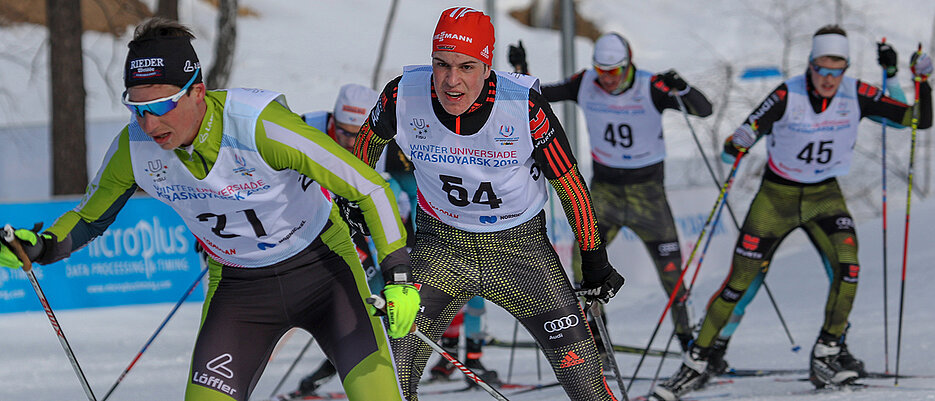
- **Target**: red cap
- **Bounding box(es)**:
[432,7,494,66]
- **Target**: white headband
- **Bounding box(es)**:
[810,33,849,62]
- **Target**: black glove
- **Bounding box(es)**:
[335,196,369,236]
[0,223,50,268]
[508,40,529,75]
[877,41,898,78]
[575,248,625,304]
[660,69,688,92]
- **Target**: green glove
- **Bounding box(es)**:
[0,228,39,269]
[376,283,421,339]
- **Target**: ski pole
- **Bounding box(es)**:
[102,263,209,401]
[268,336,316,398]
[586,301,630,401]
[878,37,892,374]
[895,44,924,386]
[366,295,509,401]
[760,282,799,352]
[627,150,745,391]
[649,170,735,389]
[535,336,542,382]
[2,224,97,401]
[675,94,798,352]
[506,320,519,382]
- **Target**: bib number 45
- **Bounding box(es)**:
[440,174,503,209]
[796,140,833,164]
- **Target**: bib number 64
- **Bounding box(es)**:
[440,174,503,209]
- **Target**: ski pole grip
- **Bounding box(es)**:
[367,294,386,311]
[2,224,33,272]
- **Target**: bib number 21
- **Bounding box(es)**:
[440,174,503,209]
[197,209,268,238]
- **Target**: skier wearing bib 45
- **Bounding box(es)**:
[355,7,624,401]
[653,25,932,401]
[0,19,419,401]
[515,32,713,358]
[701,39,913,381]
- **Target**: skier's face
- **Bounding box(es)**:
[809,56,848,98]
[126,83,206,150]
[431,51,491,116]
[595,64,626,92]
[333,121,361,152]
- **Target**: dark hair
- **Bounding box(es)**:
[132,18,196,41]
[814,24,846,38]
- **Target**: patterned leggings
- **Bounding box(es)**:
[391,209,616,400]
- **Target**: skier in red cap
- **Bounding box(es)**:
[354,7,623,400]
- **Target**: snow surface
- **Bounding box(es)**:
[1,0,935,400]
[2,192,935,401]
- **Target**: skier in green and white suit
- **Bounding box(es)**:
[0,19,419,401]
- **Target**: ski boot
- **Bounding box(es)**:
[809,332,859,388]
[706,337,730,376]
[676,332,694,353]
[652,344,711,401]
[284,360,337,399]
[429,336,458,381]
[837,325,867,378]
[464,337,502,387]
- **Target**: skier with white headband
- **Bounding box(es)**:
[652,24,932,400]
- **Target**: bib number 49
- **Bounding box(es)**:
[796,140,833,164]
[440,174,503,209]
[604,123,633,148]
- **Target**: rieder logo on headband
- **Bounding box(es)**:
[129,57,166,79]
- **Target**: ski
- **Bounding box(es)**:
[266,391,348,400]
[863,371,935,379]
[634,379,735,400]
[786,381,886,396]
[724,367,933,379]
[603,372,666,381]
[633,394,731,401]
[420,381,559,396]
[721,367,808,377]
[486,337,680,358]
[505,381,564,395]
[630,393,730,401]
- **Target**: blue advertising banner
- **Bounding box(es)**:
[0,196,204,313]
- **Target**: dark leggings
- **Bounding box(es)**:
[185,220,401,401]
[573,169,691,336]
